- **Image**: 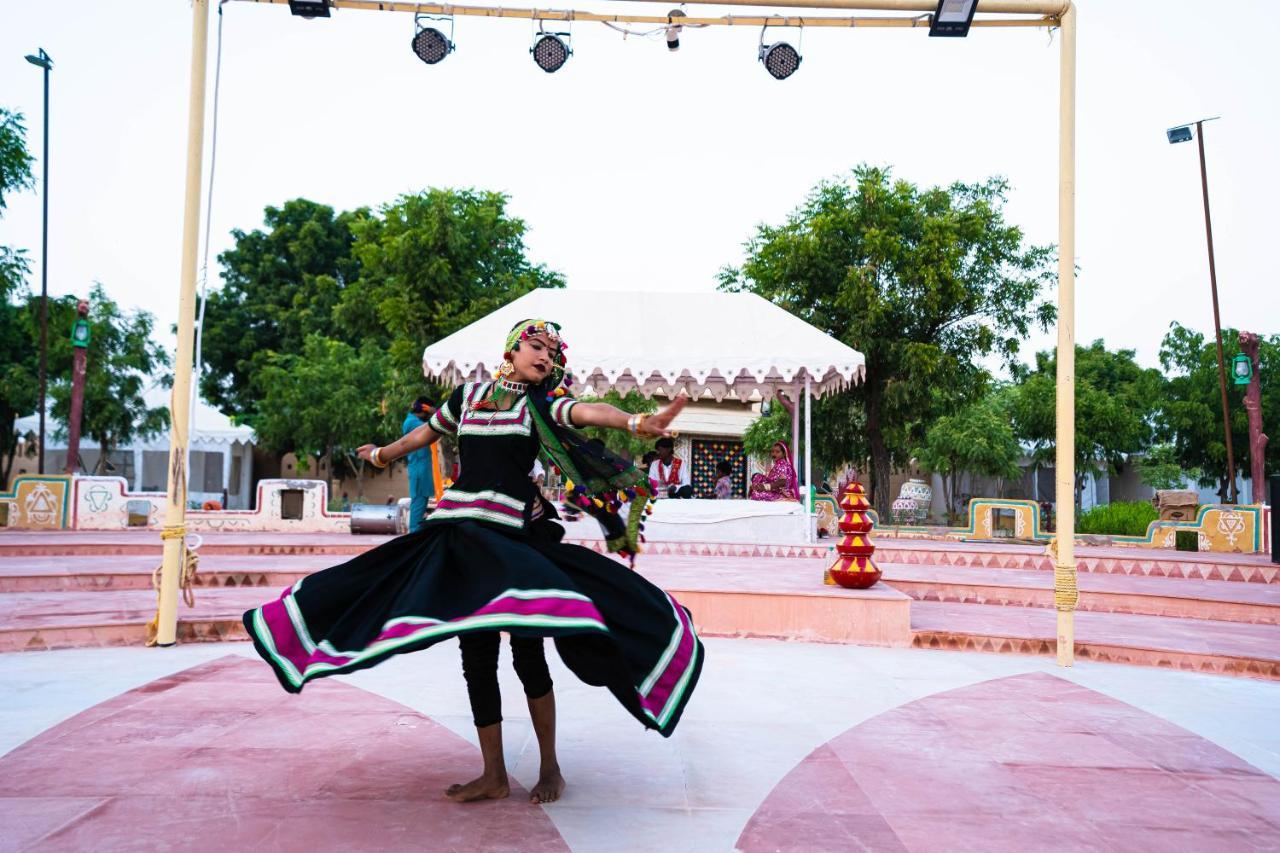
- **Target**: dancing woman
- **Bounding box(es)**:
[242,319,703,804]
[748,440,801,502]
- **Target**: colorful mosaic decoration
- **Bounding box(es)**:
[691,439,746,498]
[825,480,881,589]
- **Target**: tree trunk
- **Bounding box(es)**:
[866,389,892,516]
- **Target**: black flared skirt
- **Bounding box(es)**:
[242,519,703,737]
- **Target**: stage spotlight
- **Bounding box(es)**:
[666,9,686,52]
[288,0,330,18]
[531,28,572,73]
[929,0,977,37]
[758,26,801,80]
[412,14,455,65]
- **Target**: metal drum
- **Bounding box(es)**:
[349,502,406,535]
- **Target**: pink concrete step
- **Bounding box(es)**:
[0,555,328,593]
[876,542,1279,584]
[0,530,389,557]
[910,601,1280,681]
[883,563,1280,625]
[0,588,264,651]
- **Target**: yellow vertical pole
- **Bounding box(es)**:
[1054,1,1078,666]
[154,0,211,647]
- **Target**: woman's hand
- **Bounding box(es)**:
[639,397,688,437]
[356,444,379,463]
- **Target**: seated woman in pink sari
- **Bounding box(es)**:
[749,441,800,502]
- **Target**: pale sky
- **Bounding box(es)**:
[1,0,1277,381]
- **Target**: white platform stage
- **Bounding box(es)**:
[558,498,813,545]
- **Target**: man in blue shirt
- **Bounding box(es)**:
[402,396,436,532]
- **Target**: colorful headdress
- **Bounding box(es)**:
[508,318,655,563]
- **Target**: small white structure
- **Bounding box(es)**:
[14,388,256,509]
[423,289,866,543]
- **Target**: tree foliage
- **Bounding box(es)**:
[1009,340,1166,506]
[1159,322,1279,498]
[742,402,792,461]
[199,190,565,475]
[251,334,390,495]
[335,188,565,407]
[199,199,364,416]
[720,165,1056,513]
[0,107,37,484]
[913,393,1022,517]
[46,285,171,472]
[1136,442,1193,492]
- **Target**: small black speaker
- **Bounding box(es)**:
[1270,474,1280,564]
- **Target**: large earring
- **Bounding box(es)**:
[497,359,515,378]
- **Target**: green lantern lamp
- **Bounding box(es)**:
[70,317,90,348]
[1232,352,1252,385]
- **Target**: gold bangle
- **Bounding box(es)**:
[370,446,388,469]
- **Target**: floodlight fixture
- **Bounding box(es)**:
[531,24,572,73]
[288,0,331,19]
[1166,125,1194,144]
[412,13,456,65]
[929,0,977,37]
[666,9,686,52]
[758,25,802,80]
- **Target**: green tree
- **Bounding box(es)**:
[720,165,1055,513]
[1159,322,1278,499]
[1136,442,1194,492]
[742,401,792,461]
[1010,340,1166,506]
[913,393,1023,519]
[336,188,565,410]
[199,199,365,416]
[251,334,392,498]
[45,285,171,473]
[0,107,37,484]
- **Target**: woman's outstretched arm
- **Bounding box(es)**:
[569,397,687,436]
[357,422,441,465]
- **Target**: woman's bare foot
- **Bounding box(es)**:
[445,773,510,803]
[529,767,566,804]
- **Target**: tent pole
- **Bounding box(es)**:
[804,374,813,543]
[790,384,800,479]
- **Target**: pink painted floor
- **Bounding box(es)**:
[737,671,1280,852]
[4,652,1279,852]
[0,656,569,852]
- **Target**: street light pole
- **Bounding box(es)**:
[1172,117,1239,504]
[24,48,52,475]
[1193,120,1237,504]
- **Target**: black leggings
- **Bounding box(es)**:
[458,632,553,728]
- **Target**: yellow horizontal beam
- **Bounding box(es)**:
[232,0,1058,28]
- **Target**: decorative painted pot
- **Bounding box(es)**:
[826,481,882,589]
[899,478,932,509]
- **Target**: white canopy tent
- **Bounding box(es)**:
[422,289,866,540]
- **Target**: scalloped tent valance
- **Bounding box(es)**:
[421,289,865,401]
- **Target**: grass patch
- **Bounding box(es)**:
[1077,500,1159,537]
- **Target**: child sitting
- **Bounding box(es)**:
[713,460,734,499]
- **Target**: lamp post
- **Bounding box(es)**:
[1167,117,1237,504]
[24,48,52,475]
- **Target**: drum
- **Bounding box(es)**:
[349,502,405,535]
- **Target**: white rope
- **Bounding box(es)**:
[188,0,228,480]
